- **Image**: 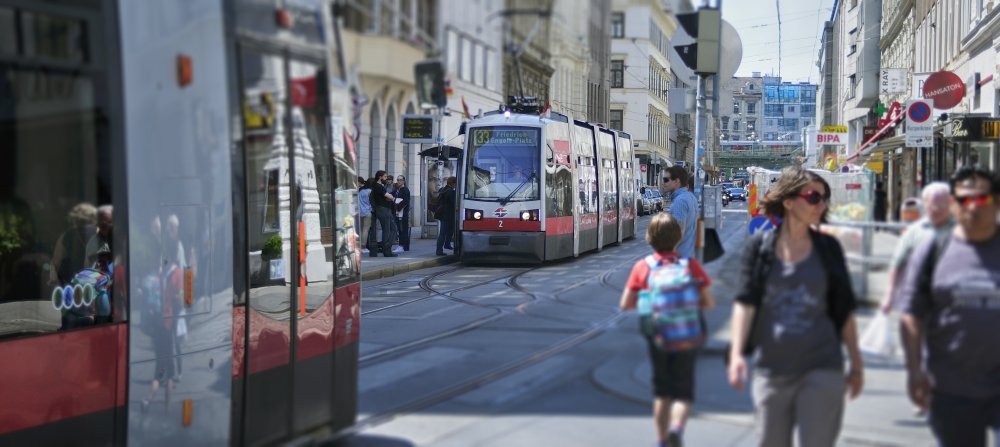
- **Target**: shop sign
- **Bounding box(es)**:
[881,68,908,94]
[863,126,896,141]
[816,132,848,144]
[822,125,848,133]
[639,164,647,173]
[950,116,1000,142]
[922,71,965,109]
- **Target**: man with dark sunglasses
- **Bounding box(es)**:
[897,167,1000,446]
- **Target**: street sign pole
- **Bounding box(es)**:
[694,73,707,263]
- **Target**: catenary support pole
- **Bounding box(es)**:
[694,74,707,262]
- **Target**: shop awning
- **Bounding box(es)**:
[845,112,905,162]
[858,134,905,157]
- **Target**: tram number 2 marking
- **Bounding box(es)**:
[498,220,503,228]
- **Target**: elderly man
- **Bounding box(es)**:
[897,167,1000,446]
[85,205,113,265]
[880,182,954,314]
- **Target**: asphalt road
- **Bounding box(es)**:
[330,201,932,447]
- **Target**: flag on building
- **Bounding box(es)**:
[541,102,551,116]
[444,78,453,97]
[461,96,470,120]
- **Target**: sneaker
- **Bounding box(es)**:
[392,246,404,253]
[667,432,683,447]
[361,248,370,254]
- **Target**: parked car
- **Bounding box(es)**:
[637,192,652,216]
[642,187,663,213]
[646,189,664,212]
[728,187,746,201]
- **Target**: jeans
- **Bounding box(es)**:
[436,217,454,254]
[371,207,395,256]
[359,213,372,249]
[930,391,1000,447]
[397,208,410,250]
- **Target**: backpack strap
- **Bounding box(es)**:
[918,232,950,296]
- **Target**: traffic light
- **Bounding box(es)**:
[674,8,721,74]
[414,60,447,109]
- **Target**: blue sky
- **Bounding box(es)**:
[721,0,837,83]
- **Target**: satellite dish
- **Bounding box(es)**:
[670,19,743,83]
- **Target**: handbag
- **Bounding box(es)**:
[703,228,725,263]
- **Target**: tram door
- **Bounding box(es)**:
[237,49,339,445]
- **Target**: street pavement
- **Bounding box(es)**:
[341,206,933,447]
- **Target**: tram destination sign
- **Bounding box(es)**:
[401,115,437,144]
[472,128,539,146]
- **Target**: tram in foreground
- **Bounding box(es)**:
[459,100,639,263]
[0,1,360,445]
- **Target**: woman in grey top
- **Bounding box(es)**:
[726,166,864,447]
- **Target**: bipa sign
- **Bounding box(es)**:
[816,132,848,145]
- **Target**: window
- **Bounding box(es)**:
[768,133,774,140]
[460,37,472,81]
[611,12,624,38]
[1,6,124,339]
[787,106,796,113]
[733,119,740,131]
[747,103,755,114]
[473,43,484,86]
[747,120,756,131]
[848,44,857,55]
[611,60,624,88]
[847,75,856,99]
[446,29,459,74]
[486,48,497,90]
[610,110,623,130]
[733,103,740,114]
[721,116,729,130]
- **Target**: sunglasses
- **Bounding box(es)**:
[797,190,828,205]
[663,177,673,182]
[955,193,994,207]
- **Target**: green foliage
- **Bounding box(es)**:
[262,235,283,259]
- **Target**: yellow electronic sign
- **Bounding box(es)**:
[822,125,848,133]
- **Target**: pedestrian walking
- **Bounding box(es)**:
[620,213,714,447]
[369,170,397,257]
[874,181,888,224]
[435,176,457,256]
[663,166,698,258]
[897,167,1000,447]
[358,177,374,254]
[726,166,864,447]
[880,182,953,314]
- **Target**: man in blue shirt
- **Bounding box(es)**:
[663,165,698,258]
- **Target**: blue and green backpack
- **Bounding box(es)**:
[637,255,705,351]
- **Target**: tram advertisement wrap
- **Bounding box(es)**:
[425,158,456,225]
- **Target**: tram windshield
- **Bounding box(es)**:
[465,126,541,201]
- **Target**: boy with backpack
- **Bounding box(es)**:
[620,213,715,447]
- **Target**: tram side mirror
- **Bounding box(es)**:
[459,122,466,136]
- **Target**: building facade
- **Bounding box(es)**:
[760,77,817,151]
[610,0,678,186]
[548,0,611,124]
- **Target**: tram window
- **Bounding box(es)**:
[0,27,120,339]
[466,127,541,201]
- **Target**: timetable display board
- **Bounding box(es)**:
[401,115,436,143]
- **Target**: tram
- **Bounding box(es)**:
[0,1,360,446]
[459,102,639,263]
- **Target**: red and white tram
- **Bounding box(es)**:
[459,107,638,263]
[0,1,360,445]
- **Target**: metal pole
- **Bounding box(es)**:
[694,74,707,262]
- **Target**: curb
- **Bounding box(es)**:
[360,254,460,281]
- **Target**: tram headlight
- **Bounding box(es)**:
[465,209,484,221]
[519,209,539,221]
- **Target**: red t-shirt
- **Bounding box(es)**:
[625,251,711,292]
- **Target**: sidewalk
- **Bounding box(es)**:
[592,226,935,446]
[360,232,459,281]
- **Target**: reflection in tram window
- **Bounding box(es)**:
[0,58,118,339]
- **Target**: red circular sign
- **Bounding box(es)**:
[922,71,965,109]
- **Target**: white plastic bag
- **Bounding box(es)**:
[859,313,896,359]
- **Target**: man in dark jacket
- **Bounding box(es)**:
[436,176,457,255]
[370,170,397,257]
[395,175,411,251]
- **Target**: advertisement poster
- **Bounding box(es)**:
[425,158,455,225]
